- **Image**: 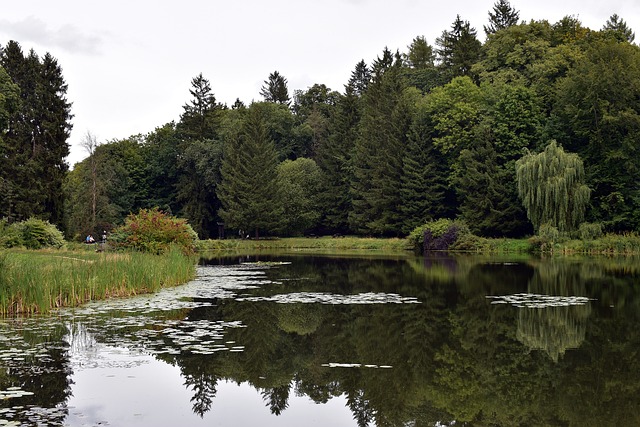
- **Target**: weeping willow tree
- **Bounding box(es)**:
[515,140,591,232]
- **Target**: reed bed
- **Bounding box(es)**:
[0,247,196,316]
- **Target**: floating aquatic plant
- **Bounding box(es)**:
[486,293,592,308]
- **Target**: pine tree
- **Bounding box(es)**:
[218,104,283,237]
[260,71,291,106]
[484,0,520,36]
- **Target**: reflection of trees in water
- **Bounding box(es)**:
[517,305,590,362]
[517,261,591,362]
[0,322,72,425]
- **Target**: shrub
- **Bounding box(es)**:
[110,208,198,255]
[528,223,559,252]
[0,218,65,249]
[578,222,604,241]
[409,219,471,252]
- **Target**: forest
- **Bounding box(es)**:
[1,1,639,241]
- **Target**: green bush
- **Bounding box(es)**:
[110,208,198,255]
[528,223,559,252]
[0,218,65,249]
[579,222,604,241]
[409,218,471,252]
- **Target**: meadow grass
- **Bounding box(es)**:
[0,246,196,316]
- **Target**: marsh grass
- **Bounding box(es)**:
[0,247,195,316]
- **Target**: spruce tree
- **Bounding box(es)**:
[260,71,291,106]
[347,60,371,97]
[0,41,72,226]
[350,49,412,236]
[174,74,225,238]
[602,14,635,43]
[316,85,360,234]
[400,112,448,234]
[484,0,520,36]
[218,103,283,237]
[436,16,482,81]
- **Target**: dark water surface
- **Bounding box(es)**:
[1,253,639,426]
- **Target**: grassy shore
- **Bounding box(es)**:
[198,236,413,253]
[0,246,196,316]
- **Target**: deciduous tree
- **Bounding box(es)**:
[515,140,590,232]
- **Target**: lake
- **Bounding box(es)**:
[1,253,639,426]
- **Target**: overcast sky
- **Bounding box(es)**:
[1,0,638,166]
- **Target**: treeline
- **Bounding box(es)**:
[2,1,640,240]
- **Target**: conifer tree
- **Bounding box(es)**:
[399,118,448,234]
[260,71,291,106]
[347,60,371,96]
[484,0,520,36]
[218,103,283,237]
[0,41,72,226]
[602,14,635,43]
[316,85,360,234]
[350,49,413,236]
[436,15,482,81]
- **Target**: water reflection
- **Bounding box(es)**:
[1,254,639,426]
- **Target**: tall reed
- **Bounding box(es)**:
[0,246,196,316]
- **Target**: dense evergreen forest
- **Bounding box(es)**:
[1,1,639,241]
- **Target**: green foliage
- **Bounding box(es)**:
[350,49,413,236]
[0,218,65,249]
[578,222,603,241]
[110,208,198,255]
[0,41,72,227]
[528,223,559,252]
[484,0,520,36]
[218,103,284,237]
[260,70,291,106]
[277,158,322,235]
[516,140,591,232]
[0,247,195,315]
[409,218,470,252]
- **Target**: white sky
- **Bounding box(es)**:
[1,0,638,166]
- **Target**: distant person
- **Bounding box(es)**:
[86,235,95,244]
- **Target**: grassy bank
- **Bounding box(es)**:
[198,236,412,253]
[0,247,196,316]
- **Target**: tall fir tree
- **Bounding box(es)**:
[602,14,635,43]
[260,71,291,106]
[350,49,413,236]
[218,103,283,237]
[347,60,371,97]
[175,74,225,238]
[484,0,520,36]
[436,15,482,81]
[399,108,448,234]
[316,84,361,234]
[0,41,72,227]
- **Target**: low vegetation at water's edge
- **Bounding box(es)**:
[0,246,196,316]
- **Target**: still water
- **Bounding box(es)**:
[1,253,639,426]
